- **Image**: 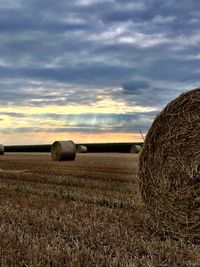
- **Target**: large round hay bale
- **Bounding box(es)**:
[139,88,200,242]
[77,145,87,153]
[130,144,141,153]
[0,144,4,155]
[51,141,76,161]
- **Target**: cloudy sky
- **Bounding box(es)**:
[0,0,199,145]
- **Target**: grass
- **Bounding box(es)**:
[0,153,199,266]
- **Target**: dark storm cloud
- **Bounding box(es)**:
[41,111,157,127]
[0,112,26,118]
[0,122,150,134]
[0,111,156,133]
[122,80,150,95]
[0,80,100,106]
[0,0,200,135]
[22,65,135,85]
[101,0,200,23]
[121,86,182,108]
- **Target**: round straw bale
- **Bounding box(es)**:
[0,144,4,155]
[130,144,141,153]
[77,145,87,153]
[51,141,76,161]
[139,88,200,242]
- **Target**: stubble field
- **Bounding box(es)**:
[0,153,199,267]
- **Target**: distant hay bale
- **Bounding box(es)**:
[130,145,142,153]
[139,88,200,243]
[51,141,76,161]
[77,145,87,153]
[0,144,4,155]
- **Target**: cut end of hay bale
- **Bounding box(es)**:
[0,144,4,155]
[51,141,76,161]
[138,88,200,243]
[77,145,87,153]
[130,145,141,154]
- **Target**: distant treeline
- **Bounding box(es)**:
[5,145,51,153]
[5,142,143,153]
[82,143,143,153]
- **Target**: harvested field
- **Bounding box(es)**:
[0,153,200,266]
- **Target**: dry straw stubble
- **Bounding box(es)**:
[139,88,200,243]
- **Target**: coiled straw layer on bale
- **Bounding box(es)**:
[0,144,4,155]
[139,88,200,243]
[130,145,141,153]
[51,141,76,161]
[77,145,87,153]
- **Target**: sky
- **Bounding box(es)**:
[0,0,199,145]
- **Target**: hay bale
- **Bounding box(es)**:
[139,88,200,242]
[130,144,141,153]
[51,141,76,161]
[0,144,4,155]
[77,145,87,153]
